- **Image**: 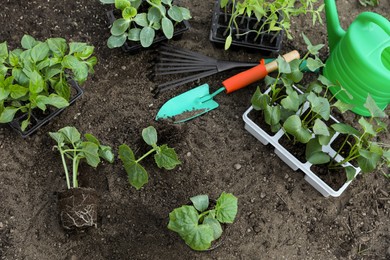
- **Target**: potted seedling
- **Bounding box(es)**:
[243,35,390,197]
[0,35,96,137]
[49,126,114,230]
[210,0,324,53]
[119,125,181,189]
[99,0,191,52]
[168,192,238,251]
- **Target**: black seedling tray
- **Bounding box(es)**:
[8,79,84,138]
[209,0,283,55]
[107,10,190,54]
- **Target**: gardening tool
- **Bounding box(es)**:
[152,44,274,95]
[323,0,390,116]
[155,50,300,123]
[152,44,312,95]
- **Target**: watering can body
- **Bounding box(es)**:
[323,0,390,116]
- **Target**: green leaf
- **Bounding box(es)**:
[283,115,312,143]
[12,68,29,86]
[29,70,45,94]
[305,138,330,164]
[154,144,181,170]
[140,26,155,48]
[179,7,191,20]
[9,84,28,99]
[122,6,137,19]
[0,87,10,101]
[36,94,69,109]
[277,55,291,74]
[168,205,214,251]
[128,28,141,41]
[0,42,8,59]
[99,0,115,3]
[357,149,381,173]
[21,119,30,131]
[224,35,232,50]
[59,126,81,145]
[84,133,100,145]
[0,107,19,123]
[118,144,135,164]
[190,195,209,212]
[162,17,174,39]
[264,104,281,128]
[148,6,162,23]
[281,88,299,112]
[47,38,67,57]
[345,166,357,181]
[215,192,238,223]
[31,42,50,63]
[115,0,130,10]
[111,18,131,36]
[99,145,115,163]
[251,87,269,110]
[364,94,387,118]
[21,35,37,49]
[358,117,376,136]
[168,6,183,22]
[48,131,65,144]
[332,100,354,113]
[107,34,128,48]
[203,216,223,240]
[313,119,329,136]
[127,162,148,189]
[306,57,324,72]
[69,42,87,55]
[134,13,149,27]
[142,126,158,146]
[75,46,95,60]
[307,92,330,120]
[81,142,100,167]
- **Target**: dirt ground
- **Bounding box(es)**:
[1,0,390,259]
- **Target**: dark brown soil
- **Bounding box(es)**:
[1,1,390,259]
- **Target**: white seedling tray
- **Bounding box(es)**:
[242,88,361,197]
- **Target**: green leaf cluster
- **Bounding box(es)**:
[118,125,181,190]
[100,0,191,48]
[168,192,238,251]
[358,0,379,7]
[49,126,114,189]
[251,34,390,181]
[0,35,96,131]
[221,0,324,50]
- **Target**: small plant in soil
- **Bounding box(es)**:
[0,35,96,131]
[250,33,390,181]
[99,0,192,48]
[168,192,238,251]
[220,0,324,50]
[49,126,114,229]
[119,125,181,190]
[359,0,379,7]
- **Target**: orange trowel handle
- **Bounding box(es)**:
[222,50,300,94]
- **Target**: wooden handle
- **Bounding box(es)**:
[265,50,300,73]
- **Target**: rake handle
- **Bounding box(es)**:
[222,50,300,94]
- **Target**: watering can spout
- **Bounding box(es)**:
[324,0,346,52]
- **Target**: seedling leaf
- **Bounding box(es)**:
[190,195,209,212]
[215,192,238,223]
[81,142,100,168]
[140,26,155,47]
[142,125,158,145]
[283,115,312,143]
[203,216,223,240]
[154,144,181,169]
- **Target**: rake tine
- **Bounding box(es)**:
[156,57,212,65]
[156,69,219,93]
[154,67,216,75]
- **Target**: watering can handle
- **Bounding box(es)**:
[222,50,300,94]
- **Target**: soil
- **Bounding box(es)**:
[1,1,390,260]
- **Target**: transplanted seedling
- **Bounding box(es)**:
[119,125,181,189]
[168,192,238,251]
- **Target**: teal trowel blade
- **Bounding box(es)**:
[155,83,220,123]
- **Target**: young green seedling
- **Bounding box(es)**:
[49,126,114,189]
[168,192,238,251]
[119,125,181,189]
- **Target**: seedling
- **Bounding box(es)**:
[119,125,181,189]
[220,0,324,50]
[359,0,379,6]
[168,192,238,251]
[49,126,114,189]
[100,0,191,48]
[0,35,96,131]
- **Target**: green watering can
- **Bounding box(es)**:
[323,0,390,116]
